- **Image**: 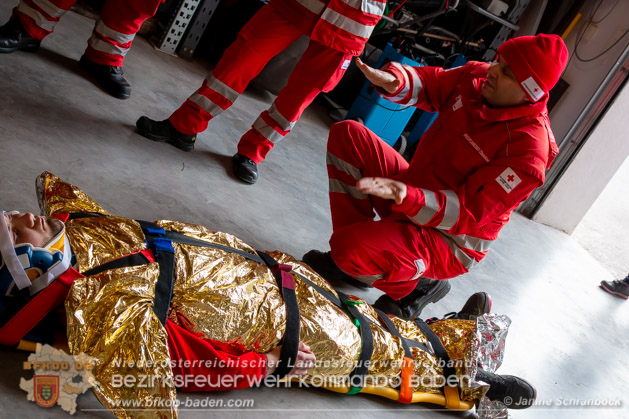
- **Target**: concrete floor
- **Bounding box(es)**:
[1,8,628,419]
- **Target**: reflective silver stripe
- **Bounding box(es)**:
[296,0,325,14]
[268,103,296,132]
[94,19,136,44]
[448,234,493,253]
[321,9,375,39]
[437,190,460,230]
[404,64,422,106]
[329,178,368,200]
[188,92,224,117]
[31,0,67,18]
[340,0,386,16]
[388,62,410,103]
[253,116,284,143]
[355,273,383,285]
[436,231,477,270]
[17,2,56,31]
[326,153,362,180]
[88,36,130,57]
[409,188,438,225]
[206,74,239,103]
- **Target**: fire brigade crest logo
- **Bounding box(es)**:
[20,344,97,415]
[34,375,60,407]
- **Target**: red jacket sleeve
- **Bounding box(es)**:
[378,62,471,112]
[391,130,547,238]
[166,320,267,392]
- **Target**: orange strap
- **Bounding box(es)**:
[398,356,414,403]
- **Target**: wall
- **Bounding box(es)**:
[530,0,629,232]
[533,73,629,233]
[548,0,629,146]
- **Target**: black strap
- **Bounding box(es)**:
[292,272,344,309]
[414,318,457,386]
[337,290,374,394]
[82,252,151,277]
[66,212,103,220]
[256,251,301,381]
[374,308,429,358]
[164,230,264,263]
[137,220,176,326]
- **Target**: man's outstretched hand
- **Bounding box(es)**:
[355,58,401,94]
[265,342,316,377]
[357,177,408,204]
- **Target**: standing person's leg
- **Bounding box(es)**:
[136,5,304,152]
[0,0,77,53]
[232,40,351,184]
[78,0,163,99]
[83,0,162,66]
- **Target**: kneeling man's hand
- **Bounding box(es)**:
[357,177,407,204]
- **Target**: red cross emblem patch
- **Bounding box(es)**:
[496,167,522,193]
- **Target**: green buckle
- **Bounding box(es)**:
[346,386,362,395]
[344,299,363,306]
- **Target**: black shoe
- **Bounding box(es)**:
[0,17,40,53]
[372,278,451,320]
[135,116,196,152]
[476,370,537,409]
[600,277,629,300]
[79,55,131,99]
[302,250,371,289]
[456,291,492,320]
[426,291,491,324]
[232,153,258,184]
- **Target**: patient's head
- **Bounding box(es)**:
[0,211,67,294]
[3,212,65,248]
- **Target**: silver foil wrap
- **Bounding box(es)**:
[474,314,512,419]
[477,397,509,419]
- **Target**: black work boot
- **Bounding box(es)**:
[426,291,491,324]
[302,250,371,289]
[0,17,40,53]
[136,116,196,152]
[456,291,492,320]
[372,278,451,320]
[476,370,537,409]
[232,153,258,184]
[79,55,131,99]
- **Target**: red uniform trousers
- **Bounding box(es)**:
[326,121,467,300]
[14,0,162,66]
[166,320,266,392]
[169,5,351,163]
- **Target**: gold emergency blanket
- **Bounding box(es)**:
[37,172,484,419]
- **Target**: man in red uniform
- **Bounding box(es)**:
[304,34,569,320]
[135,0,386,184]
[0,0,163,99]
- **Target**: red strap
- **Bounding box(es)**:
[0,268,84,347]
[53,212,70,222]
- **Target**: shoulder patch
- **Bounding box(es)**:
[496,167,522,193]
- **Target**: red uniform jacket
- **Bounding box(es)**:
[382,61,559,266]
